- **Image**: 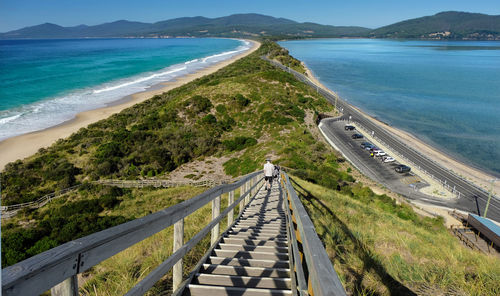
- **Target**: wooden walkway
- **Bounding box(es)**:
[184,184,292,295]
[2,171,346,296]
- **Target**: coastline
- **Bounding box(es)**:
[303,64,500,196]
[0,39,260,171]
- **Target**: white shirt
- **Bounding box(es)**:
[264,162,274,177]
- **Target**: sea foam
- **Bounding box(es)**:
[0,39,251,141]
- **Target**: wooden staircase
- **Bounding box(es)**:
[3,171,346,296]
[184,185,292,295]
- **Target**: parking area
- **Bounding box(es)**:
[319,119,430,195]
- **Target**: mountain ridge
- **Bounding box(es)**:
[0,13,369,39]
[369,11,500,40]
[1,11,499,40]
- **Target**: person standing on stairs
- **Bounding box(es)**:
[264,158,274,191]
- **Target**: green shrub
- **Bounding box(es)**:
[223,136,258,151]
[234,94,250,107]
[99,195,121,210]
[185,95,212,114]
[215,104,227,113]
[201,114,217,125]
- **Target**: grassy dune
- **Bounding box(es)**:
[292,177,500,296]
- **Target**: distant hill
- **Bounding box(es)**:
[0,13,370,39]
[369,11,500,40]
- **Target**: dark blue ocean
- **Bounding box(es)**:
[0,38,249,140]
[280,39,500,176]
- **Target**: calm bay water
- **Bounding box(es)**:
[0,38,248,140]
[280,39,500,176]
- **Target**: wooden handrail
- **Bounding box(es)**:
[282,172,347,296]
[2,178,231,219]
[2,171,263,296]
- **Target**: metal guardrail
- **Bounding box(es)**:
[2,171,264,296]
[281,172,347,296]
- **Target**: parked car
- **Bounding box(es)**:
[360,142,372,149]
[375,151,386,156]
[351,133,364,139]
[395,165,411,173]
[344,125,356,131]
[383,156,395,163]
[366,145,377,151]
[371,148,383,153]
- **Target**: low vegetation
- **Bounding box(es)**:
[2,41,498,296]
[267,45,307,74]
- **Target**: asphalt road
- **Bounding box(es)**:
[263,56,500,222]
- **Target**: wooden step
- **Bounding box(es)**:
[200,264,290,278]
[232,224,286,231]
[185,284,292,296]
[244,209,284,214]
[225,233,287,242]
[246,204,283,209]
[193,273,291,289]
[237,219,285,223]
[227,229,286,236]
[237,220,285,226]
[234,222,285,228]
[240,214,286,221]
[231,226,286,233]
[218,243,288,254]
[212,250,289,261]
[208,257,290,268]
[221,238,288,248]
[240,214,283,218]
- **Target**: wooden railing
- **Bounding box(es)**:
[1,185,82,218]
[1,171,264,296]
[1,178,230,219]
[281,172,347,296]
[95,178,227,188]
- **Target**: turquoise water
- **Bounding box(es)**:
[0,38,249,139]
[280,39,500,176]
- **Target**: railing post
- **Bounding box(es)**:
[228,190,234,227]
[250,178,254,198]
[50,275,78,296]
[244,181,249,205]
[173,218,184,292]
[239,185,245,215]
[211,195,221,245]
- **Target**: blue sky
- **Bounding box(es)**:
[1,0,499,32]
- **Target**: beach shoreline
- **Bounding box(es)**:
[303,64,500,196]
[0,39,260,171]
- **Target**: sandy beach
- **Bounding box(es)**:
[303,65,500,197]
[0,40,260,171]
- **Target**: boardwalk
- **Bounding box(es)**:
[184,184,291,295]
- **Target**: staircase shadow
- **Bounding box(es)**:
[290,178,417,296]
